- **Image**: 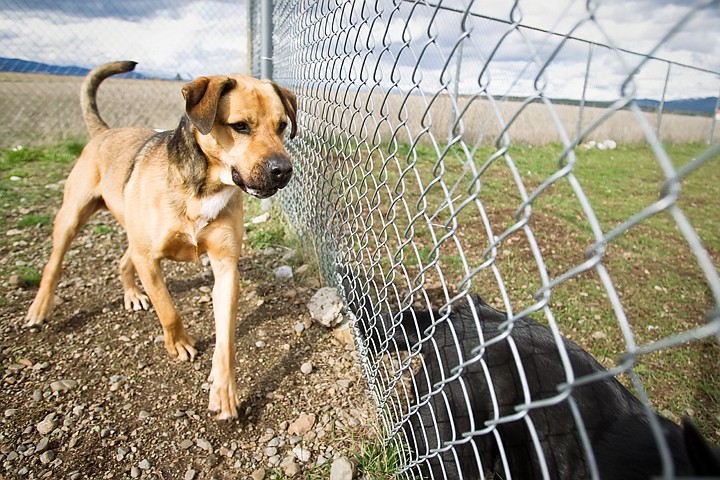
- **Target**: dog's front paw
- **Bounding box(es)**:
[25,295,54,327]
[123,289,150,311]
[164,332,197,362]
[208,372,239,420]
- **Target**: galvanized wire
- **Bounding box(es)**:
[254,0,720,478]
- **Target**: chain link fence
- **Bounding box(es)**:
[251,0,720,478]
[0,0,247,147]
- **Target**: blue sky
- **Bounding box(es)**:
[0,0,717,101]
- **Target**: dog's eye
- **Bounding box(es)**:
[230,122,250,134]
[278,121,287,134]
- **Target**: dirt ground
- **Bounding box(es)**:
[0,210,378,479]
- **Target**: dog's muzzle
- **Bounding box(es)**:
[231,154,293,199]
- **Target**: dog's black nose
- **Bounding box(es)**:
[267,155,293,187]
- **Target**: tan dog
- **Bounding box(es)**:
[25,61,297,420]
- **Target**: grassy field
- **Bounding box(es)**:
[1,140,718,471]
[340,139,720,443]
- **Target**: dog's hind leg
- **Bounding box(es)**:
[25,185,103,326]
[130,255,197,362]
[119,248,150,311]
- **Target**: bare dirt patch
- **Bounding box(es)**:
[0,212,378,479]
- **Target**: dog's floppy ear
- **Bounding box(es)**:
[270,82,298,139]
[182,76,237,135]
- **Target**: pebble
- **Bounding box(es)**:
[288,412,316,436]
[50,379,78,393]
[35,437,49,453]
[138,459,152,470]
[330,457,357,480]
[196,438,213,453]
[281,455,301,476]
[117,447,128,461]
[292,446,311,462]
[300,361,313,375]
[130,466,141,478]
[275,265,293,280]
[39,450,55,464]
[294,323,305,334]
[184,469,196,480]
[36,414,57,435]
[4,408,16,417]
[255,340,266,348]
[32,389,43,402]
[250,468,266,480]
[307,287,344,327]
[179,439,194,450]
[264,446,278,457]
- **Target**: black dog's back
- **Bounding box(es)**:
[347,289,720,479]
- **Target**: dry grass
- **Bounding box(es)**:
[0,73,184,147]
[2,72,716,149]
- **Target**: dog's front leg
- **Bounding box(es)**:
[131,254,197,361]
[206,252,240,420]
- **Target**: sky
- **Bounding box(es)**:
[0,0,718,101]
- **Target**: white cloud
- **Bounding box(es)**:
[0,0,248,79]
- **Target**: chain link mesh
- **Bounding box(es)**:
[254,0,720,477]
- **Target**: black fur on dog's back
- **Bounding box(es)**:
[344,284,720,479]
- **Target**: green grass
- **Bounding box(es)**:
[346,140,719,444]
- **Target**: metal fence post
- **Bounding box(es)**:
[260,0,274,80]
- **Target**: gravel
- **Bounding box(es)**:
[0,223,377,479]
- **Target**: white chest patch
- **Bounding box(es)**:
[196,187,237,232]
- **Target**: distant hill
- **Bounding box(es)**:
[635,97,718,115]
[0,57,150,79]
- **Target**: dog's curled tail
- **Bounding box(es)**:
[80,60,138,137]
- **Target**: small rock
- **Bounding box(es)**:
[300,362,313,375]
[9,275,25,287]
[288,412,316,436]
[130,466,141,478]
[35,437,50,453]
[116,447,128,461]
[50,379,78,393]
[36,414,57,435]
[307,287,344,327]
[138,459,152,470]
[275,265,293,280]
[184,469,196,480]
[333,320,354,346]
[264,447,278,457]
[4,408,16,417]
[330,457,357,480]
[179,439,194,450]
[294,323,305,334]
[292,446,311,462]
[281,455,301,477]
[250,467,266,480]
[255,340,266,348]
[196,438,213,453]
[39,450,55,464]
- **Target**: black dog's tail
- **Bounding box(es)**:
[80,60,138,137]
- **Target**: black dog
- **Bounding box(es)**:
[345,287,720,479]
